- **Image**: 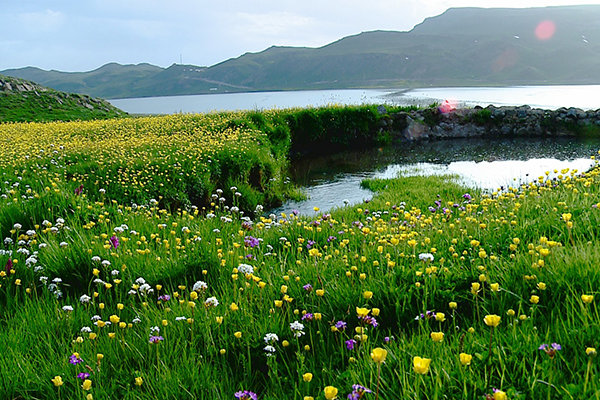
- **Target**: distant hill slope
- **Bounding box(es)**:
[3,5,600,99]
[0,75,127,122]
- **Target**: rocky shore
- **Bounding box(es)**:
[379,105,600,141]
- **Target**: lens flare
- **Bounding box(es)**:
[439,99,457,114]
[535,20,556,41]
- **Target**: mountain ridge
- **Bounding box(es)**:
[3,5,600,99]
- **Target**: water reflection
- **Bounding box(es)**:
[272,137,600,216]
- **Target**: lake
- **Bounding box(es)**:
[270,137,600,216]
[109,85,600,114]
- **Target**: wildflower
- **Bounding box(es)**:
[302,372,313,382]
[234,331,242,339]
[539,343,561,359]
[230,302,239,311]
[303,283,313,292]
[346,339,357,350]
[370,347,387,364]
[586,347,597,356]
[237,264,254,275]
[435,312,445,322]
[264,333,279,343]
[234,390,258,400]
[51,376,64,387]
[135,376,143,386]
[324,386,338,399]
[419,253,434,262]
[290,321,305,337]
[430,332,444,342]
[69,353,83,365]
[449,301,457,309]
[263,345,276,356]
[459,353,472,366]
[77,372,91,380]
[109,235,119,249]
[356,307,370,318]
[335,321,347,331]
[149,335,164,344]
[582,294,594,304]
[205,297,219,307]
[484,314,501,328]
[82,379,92,391]
[302,313,314,321]
[348,384,372,400]
[413,356,432,374]
[492,389,507,400]
[363,291,373,300]
[193,281,207,291]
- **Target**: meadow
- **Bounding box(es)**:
[0,108,599,399]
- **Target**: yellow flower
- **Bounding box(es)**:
[220,349,226,355]
[459,353,472,366]
[530,295,540,304]
[370,347,388,364]
[282,340,290,347]
[316,289,325,297]
[303,372,313,382]
[413,356,431,374]
[435,312,445,322]
[507,309,515,317]
[363,291,373,300]
[234,331,242,339]
[51,376,64,387]
[230,302,239,311]
[135,376,143,386]
[471,282,481,295]
[371,308,380,316]
[274,300,283,308]
[582,294,594,304]
[97,353,104,361]
[430,331,444,343]
[304,397,314,400]
[493,390,507,400]
[490,283,500,292]
[449,301,457,309]
[484,314,501,328]
[324,386,338,399]
[586,347,597,356]
[82,379,92,391]
[356,307,370,318]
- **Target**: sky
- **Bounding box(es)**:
[1,0,599,72]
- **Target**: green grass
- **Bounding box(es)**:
[1,108,600,399]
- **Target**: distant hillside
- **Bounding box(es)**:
[0,75,127,122]
[3,5,600,99]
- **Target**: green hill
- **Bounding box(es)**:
[0,75,127,122]
[3,5,600,98]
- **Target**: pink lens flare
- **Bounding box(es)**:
[535,20,556,41]
[439,99,457,114]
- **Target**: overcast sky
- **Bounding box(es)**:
[1,0,598,71]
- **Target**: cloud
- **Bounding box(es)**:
[18,9,65,32]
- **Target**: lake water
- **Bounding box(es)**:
[271,137,600,216]
[109,85,600,114]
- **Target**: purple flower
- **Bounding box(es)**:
[335,320,347,330]
[149,335,164,344]
[539,342,561,358]
[428,206,437,213]
[345,339,357,350]
[109,235,119,249]
[241,221,253,231]
[302,313,314,321]
[5,258,12,274]
[306,240,316,249]
[361,316,378,327]
[384,336,395,343]
[348,384,372,399]
[244,236,259,248]
[77,372,90,380]
[74,184,84,195]
[327,236,337,243]
[303,283,313,292]
[234,390,258,400]
[291,209,299,216]
[158,295,171,302]
[463,193,472,201]
[69,354,83,365]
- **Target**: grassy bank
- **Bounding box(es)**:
[1,107,600,399]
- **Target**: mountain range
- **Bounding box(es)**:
[3,5,600,99]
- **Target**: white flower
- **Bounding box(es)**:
[290,321,305,337]
[418,253,434,262]
[91,256,101,263]
[237,264,254,275]
[132,317,142,324]
[39,243,47,249]
[192,281,207,292]
[39,276,48,284]
[26,230,36,236]
[13,223,22,230]
[80,326,92,333]
[111,269,120,276]
[263,333,279,343]
[52,277,62,283]
[263,345,276,356]
[79,294,91,304]
[135,277,146,285]
[62,305,74,312]
[175,316,187,321]
[101,260,111,267]
[150,326,160,334]
[205,297,219,307]
[91,315,102,322]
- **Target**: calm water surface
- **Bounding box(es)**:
[110,85,600,114]
[272,137,600,216]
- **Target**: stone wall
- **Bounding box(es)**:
[381,105,600,141]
